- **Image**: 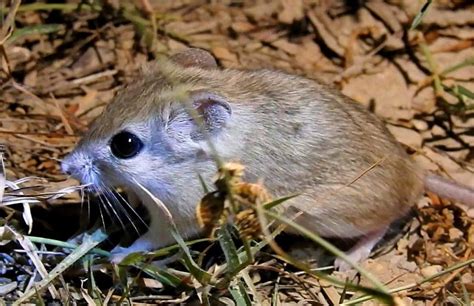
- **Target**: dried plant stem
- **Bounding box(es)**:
[420,42,443,97]
[134,179,212,285]
[13,229,107,305]
[0,2,99,13]
[261,208,392,301]
[0,0,21,44]
[25,235,110,257]
[343,258,474,305]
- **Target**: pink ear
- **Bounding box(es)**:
[190,91,231,137]
[165,91,231,141]
[170,48,218,69]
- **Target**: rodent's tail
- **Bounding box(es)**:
[424,174,474,206]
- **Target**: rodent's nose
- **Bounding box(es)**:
[61,155,74,176]
[60,152,96,184]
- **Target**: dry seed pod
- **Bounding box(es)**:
[235,208,262,240]
[233,182,271,240]
[196,191,226,235]
[233,182,271,207]
[197,162,272,238]
[214,162,245,192]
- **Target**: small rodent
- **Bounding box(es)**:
[62,48,474,269]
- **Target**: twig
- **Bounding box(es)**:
[420,42,443,97]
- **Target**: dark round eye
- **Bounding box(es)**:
[110,131,144,159]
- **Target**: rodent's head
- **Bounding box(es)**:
[61,49,235,195]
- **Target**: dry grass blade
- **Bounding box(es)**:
[343,258,474,305]
[420,42,443,96]
[25,235,110,256]
[13,229,107,305]
[0,2,100,14]
[0,0,21,44]
[260,208,393,302]
[0,0,21,77]
[134,179,212,285]
[241,269,263,305]
[5,178,34,233]
[0,152,5,204]
[1,0,472,303]
[7,226,59,300]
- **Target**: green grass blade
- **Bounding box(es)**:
[229,280,252,306]
[134,180,211,285]
[343,258,474,305]
[13,229,107,305]
[198,173,210,193]
[263,210,391,296]
[137,263,184,288]
[441,57,474,76]
[0,3,100,14]
[25,235,110,257]
[443,84,474,101]
[410,0,432,30]
[7,24,64,44]
[263,194,299,210]
[455,85,474,100]
[218,225,241,271]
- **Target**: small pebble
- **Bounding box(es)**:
[448,228,463,241]
[412,119,428,131]
[460,272,472,284]
[420,265,443,278]
[0,263,6,275]
[0,281,17,296]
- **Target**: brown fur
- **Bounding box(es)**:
[63,49,425,259]
[84,57,422,237]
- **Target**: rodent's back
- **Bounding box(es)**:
[72,58,424,239]
[153,64,424,237]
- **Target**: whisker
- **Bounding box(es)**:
[110,188,148,229]
[92,185,107,231]
[87,191,91,228]
[101,185,141,236]
[79,186,85,229]
[98,182,127,231]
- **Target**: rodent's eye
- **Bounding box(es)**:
[110,131,144,159]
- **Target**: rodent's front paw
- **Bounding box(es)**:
[109,246,137,264]
[109,237,155,264]
[55,233,86,256]
[67,233,85,245]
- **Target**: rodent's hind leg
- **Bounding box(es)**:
[334,227,387,272]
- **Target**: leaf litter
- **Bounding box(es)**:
[0,0,473,304]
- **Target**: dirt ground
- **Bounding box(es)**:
[1,0,473,305]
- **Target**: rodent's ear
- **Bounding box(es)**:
[165,91,231,141]
[189,91,231,139]
[169,48,217,69]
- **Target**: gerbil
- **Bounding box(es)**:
[61,48,474,269]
